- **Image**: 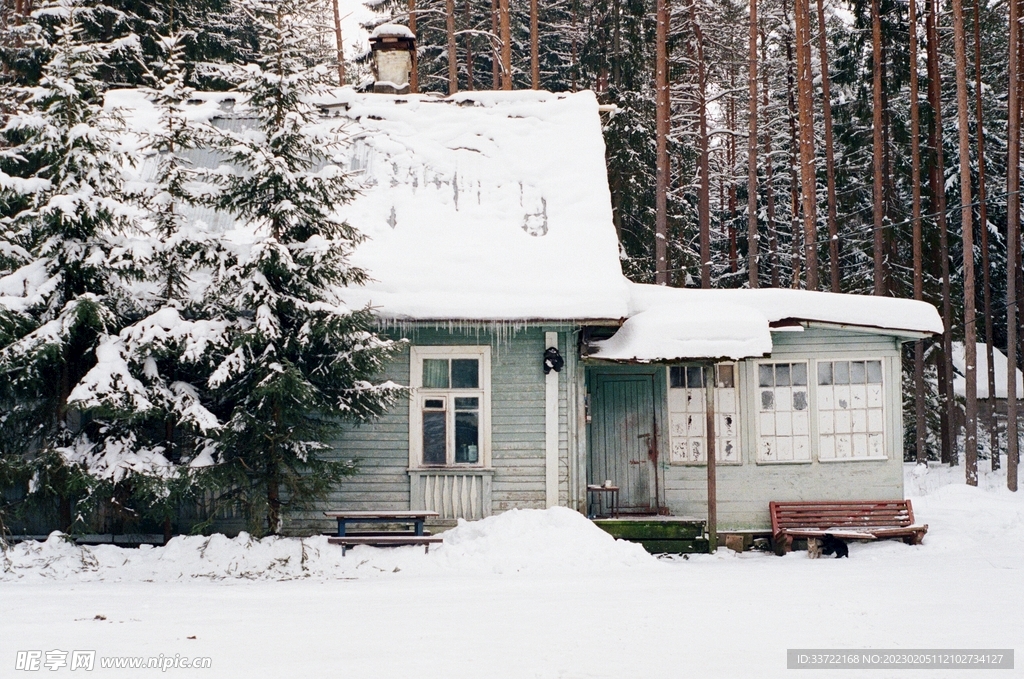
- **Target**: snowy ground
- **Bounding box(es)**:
[2,463,1022,678]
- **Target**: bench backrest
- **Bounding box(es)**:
[769,500,916,535]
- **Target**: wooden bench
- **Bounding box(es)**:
[323,510,441,556]
[769,500,928,555]
[327,534,444,556]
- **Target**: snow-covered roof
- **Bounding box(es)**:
[589,284,944,362]
[320,89,631,320]
[96,87,944,346]
[952,342,1024,399]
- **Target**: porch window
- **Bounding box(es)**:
[816,359,886,460]
[668,363,741,464]
[410,347,491,468]
[756,361,811,462]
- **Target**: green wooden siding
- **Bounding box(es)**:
[284,325,575,535]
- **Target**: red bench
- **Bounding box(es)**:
[769,500,928,555]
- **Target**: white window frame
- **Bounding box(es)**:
[815,358,887,462]
[409,346,491,469]
[667,363,742,465]
[754,360,812,464]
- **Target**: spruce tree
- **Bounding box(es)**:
[201,0,400,535]
[0,6,148,530]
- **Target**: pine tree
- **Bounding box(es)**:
[201,0,400,535]
[0,5,149,530]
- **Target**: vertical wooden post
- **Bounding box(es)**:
[409,0,419,93]
[747,0,759,288]
[447,0,458,94]
[815,0,840,292]
[545,332,559,508]
[871,0,886,296]
[500,0,512,89]
[531,0,540,89]
[705,364,717,553]
[1007,0,1020,491]
[952,0,979,485]
[655,0,670,285]
[332,0,345,86]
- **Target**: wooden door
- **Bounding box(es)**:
[589,372,657,513]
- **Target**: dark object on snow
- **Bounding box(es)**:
[544,347,564,374]
[821,534,849,558]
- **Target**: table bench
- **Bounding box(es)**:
[323,510,441,556]
[769,500,928,556]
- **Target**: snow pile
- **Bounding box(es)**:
[0,507,657,582]
[950,341,1024,398]
[591,282,944,361]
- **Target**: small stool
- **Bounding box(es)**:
[586,485,620,518]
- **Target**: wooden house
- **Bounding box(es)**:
[275,89,942,536]
[109,83,943,539]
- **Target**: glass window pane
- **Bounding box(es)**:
[851,361,866,383]
[867,360,883,383]
[451,359,479,388]
[834,361,850,384]
[424,398,445,409]
[455,412,479,463]
[793,390,808,411]
[454,397,479,410]
[761,390,775,411]
[423,411,446,464]
[818,361,833,385]
[776,364,791,387]
[792,362,807,386]
[686,366,704,389]
[423,359,449,388]
[670,367,685,389]
[717,364,734,388]
[759,364,774,387]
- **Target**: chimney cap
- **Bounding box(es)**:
[370,23,415,40]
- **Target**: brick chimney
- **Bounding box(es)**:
[369,24,416,95]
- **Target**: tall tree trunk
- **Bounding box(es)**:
[692,0,711,288]
[871,0,886,295]
[332,0,345,86]
[927,0,956,466]
[530,0,539,89]
[748,0,759,288]
[783,0,801,288]
[762,26,780,288]
[816,0,840,292]
[1008,0,1021,491]
[655,0,670,285]
[499,0,512,89]
[492,0,500,89]
[952,0,979,485]
[910,0,927,464]
[409,0,419,93]
[465,0,474,90]
[794,0,818,289]
[973,0,997,469]
[447,0,458,94]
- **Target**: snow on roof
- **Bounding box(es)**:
[369,23,415,39]
[589,283,944,362]
[320,88,631,320]
[951,342,1024,399]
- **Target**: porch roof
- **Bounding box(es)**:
[588,284,944,362]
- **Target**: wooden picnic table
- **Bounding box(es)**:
[323,510,439,538]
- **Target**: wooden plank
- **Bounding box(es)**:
[323,510,438,519]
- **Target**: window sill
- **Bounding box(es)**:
[755,459,813,465]
[408,467,495,474]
